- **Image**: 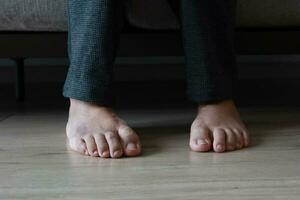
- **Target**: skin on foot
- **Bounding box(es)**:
[66,99,141,158]
[189,100,250,153]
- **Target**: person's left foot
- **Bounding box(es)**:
[189,100,249,153]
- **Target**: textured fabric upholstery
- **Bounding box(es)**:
[1,0,300,31]
[0,0,68,31]
[126,0,300,29]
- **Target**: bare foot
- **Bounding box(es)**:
[66,99,141,158]
[189,100,249,153]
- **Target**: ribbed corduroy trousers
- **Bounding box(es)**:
[63,0,238,107]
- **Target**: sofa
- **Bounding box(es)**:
[1,0,300,100]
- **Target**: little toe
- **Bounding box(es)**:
[105,131,123,158]
[225,129,236,151]
[83,135,98,157]
[94,134,110,158]
[68,137,87,155]
[189,126,211,152]
[213,129,226,153]
[118,126,141,157]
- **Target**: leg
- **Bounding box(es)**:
[169,0,249,152]
[63,0,141,158]
[63,0,120,105]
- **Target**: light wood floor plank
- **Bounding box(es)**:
[0,108,299,200]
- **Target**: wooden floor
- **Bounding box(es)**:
[0,106,300,200]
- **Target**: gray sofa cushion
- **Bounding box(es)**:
[237,0,300,27]
[124,0,180,30]
[0,0,68,31]
[1,0,300,31]
[126,0,300,29]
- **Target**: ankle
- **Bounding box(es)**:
[197,99,235,112]
[69,98,109,109]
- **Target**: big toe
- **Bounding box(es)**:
[118,126,141,157]
[189,126,212,152]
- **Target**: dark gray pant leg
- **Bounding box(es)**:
[63,0,123,106]
[168,0,238,104]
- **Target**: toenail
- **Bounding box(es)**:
[197,139,207,145]
[101,151,109,157]
[93,150,98,156]
[217,144,224,151]
[113,150,122,157]
[126,143,137,150]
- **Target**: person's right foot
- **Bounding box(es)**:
[66,99,141,158]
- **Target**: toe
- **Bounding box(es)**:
[94,134,110,158]
[242,129,250,147]
[225,129,236,151]
[83,135,98,157]
[105,131,123,158]
[233,129,244,149]
[189,126,211,152]
[118,126,141,157]
[68,136,88,155]
[213,128,226,153]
